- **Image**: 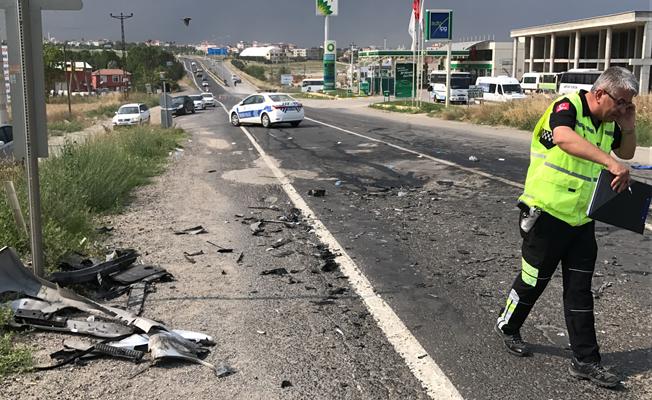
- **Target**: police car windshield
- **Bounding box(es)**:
[269,94,294,102]
[502,84,522,94]
[118,106,139,114]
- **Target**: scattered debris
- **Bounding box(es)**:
[173,225,208,235]
[250,222,265,235]
[206,241,234,253]
[126,282,148,315]
[49,249,139,286]
[307,189,326,197]
[271,238,292,249]
[184,254,197,264]
[207,169,217,173]
[149,331,216,374]
[236,252,244,264]
[281,380,293,389]
[593,281,613,299]
[215,363,237,378]
[468,155,479,162]
[260,268,289,276]
[95,226,114,234]
[328,287,348,296]
[183,250,205,257]
[272,250,294,258]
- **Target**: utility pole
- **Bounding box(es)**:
[349,42,355,91]
[110,12,133,96]
[63,41,71,119]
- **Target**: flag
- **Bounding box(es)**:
[408,0,422,51]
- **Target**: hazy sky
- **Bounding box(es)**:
[39,0,650,48]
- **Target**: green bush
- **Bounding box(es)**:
[0,125,184,269]
[0,306,32,376]
[231,59,246,71]
[245,65,267,81]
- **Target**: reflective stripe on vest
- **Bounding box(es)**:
[519,91,615,226]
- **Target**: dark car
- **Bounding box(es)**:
[171,96,195,116]
[0,124,13,161]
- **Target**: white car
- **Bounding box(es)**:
[201,92,217,107]
[189,94,206,110]
[229,93,304,128]
[112,103,151,126]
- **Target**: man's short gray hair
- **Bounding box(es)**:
[591,66,639,95]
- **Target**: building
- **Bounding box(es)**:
[239,46,285,62]
[1,45,9,101]
[91,69,131,92]
[444,40,524,79]
[55,61,93,94]
[510,10,652,93]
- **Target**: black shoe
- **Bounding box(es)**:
[494,323,532,357]
[569,357,620,388]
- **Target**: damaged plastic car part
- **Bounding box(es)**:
[148,331,217,374]
[0,247,166,334]
[110,264,171,285]
[48,249,139,285]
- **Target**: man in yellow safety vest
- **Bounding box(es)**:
[494,66,639,389]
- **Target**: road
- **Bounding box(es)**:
[184,58,652,400]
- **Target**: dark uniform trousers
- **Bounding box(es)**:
[498,209,600,363]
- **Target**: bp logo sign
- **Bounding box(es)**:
[316,0,338,16]
[326,42,336,53]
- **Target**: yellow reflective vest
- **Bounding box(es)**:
[519,92,616,226]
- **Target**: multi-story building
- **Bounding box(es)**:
[510,10,652,93]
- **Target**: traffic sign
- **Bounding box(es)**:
[425,9,453,41]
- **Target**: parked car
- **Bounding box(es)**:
[189,94,206,110]
[201,92,217,107]
[229,93,303,128]
[112,103,151,126]
[201,81,210,89]
[171,95,195,116]
[0,124,13,160]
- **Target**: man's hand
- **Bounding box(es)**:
[606,159,631,193]
[616,103,636,132]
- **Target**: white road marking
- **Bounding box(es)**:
[306,117,652,233]
[216,101,464,400]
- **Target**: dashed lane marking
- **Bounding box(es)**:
[216,101,464,400]
[305,117,652,233]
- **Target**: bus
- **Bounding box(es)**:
[429,71,471,104]
[520,72,558,93]
[557,69,602,94]
[301,79,324,92]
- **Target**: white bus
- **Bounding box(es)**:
[301,79,324,92]
[429,71,471,104]
[557,69,602,94]
[520,72,558,93]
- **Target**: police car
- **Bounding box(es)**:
[229,93,304,128]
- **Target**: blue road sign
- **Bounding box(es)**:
[207,47,228,56]
[426,10,453,41]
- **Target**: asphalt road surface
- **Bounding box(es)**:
[185,58,652,400]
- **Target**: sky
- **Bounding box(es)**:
[36,0,651,48]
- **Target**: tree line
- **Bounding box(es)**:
[42,43,186,94]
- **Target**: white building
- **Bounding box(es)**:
[444,40,524,79]
[510,10,652,93]
[239,46,284,62]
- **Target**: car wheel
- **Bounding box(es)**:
[290,121,301,127]
[261,113,271,128]
[191,108,196,114]
[231,113,240,126]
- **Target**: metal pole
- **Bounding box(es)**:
[16,0,45,276]
[0,44,9,124]
[445,41,451,108]
[349,42,354,90]
[63,41,71,118]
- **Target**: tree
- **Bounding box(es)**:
[43,43,64,95]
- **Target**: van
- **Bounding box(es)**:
[475,76,526,102]
[520,72,558,93]
[301,79,324,93]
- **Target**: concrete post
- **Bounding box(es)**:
[529,36,535,72]
[640,22,651,94]
[598,30,605,70]
[605,27,612,70]
[512,37,518,77]
[549,33,556,73]
[574,30,581,69]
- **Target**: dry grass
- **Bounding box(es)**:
[46,93,123,123]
